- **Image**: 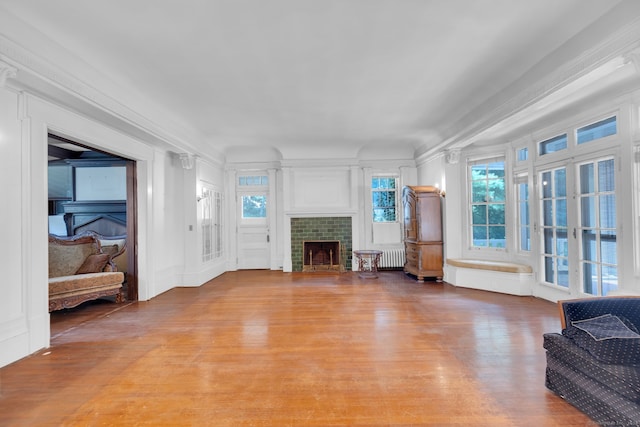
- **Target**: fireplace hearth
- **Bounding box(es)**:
[303,240,341,272]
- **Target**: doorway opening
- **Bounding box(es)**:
[47,133,138,305]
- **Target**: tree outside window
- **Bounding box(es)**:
[242,195,266,218]
[372,177,397,222]
[470,160,506,248]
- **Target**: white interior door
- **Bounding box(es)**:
[237,192,270,269]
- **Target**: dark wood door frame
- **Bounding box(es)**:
[125,161,138,302]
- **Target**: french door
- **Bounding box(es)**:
[576,158,617,296]
[538,156,618,296]
[540,167,569,288]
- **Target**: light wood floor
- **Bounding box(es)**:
[1,271,593,426]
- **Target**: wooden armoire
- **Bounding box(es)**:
[403,185,444,282]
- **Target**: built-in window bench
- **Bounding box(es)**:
[445,258,533,296]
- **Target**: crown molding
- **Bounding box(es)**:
[445,149,461,165]
[0,60,16,87]
[279,158,359,168]
[416,5,640,165]
[0,33,224,167]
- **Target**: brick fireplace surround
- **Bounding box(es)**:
[290,217,352,272]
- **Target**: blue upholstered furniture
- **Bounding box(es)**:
[543,297,640,425]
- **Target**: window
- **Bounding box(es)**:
[242,195,267,219]
[516,175,530,251]
[371,176,397,222]
[539,134,567,156]
[517,148,528,162]
[469,159,505,248]
[577,116,617,144]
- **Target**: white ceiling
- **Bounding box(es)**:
[0,0,628,160]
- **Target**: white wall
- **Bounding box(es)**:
[416,154,461,262]
[181,157,227,286]
[0,86,30,367]
[0,84,230,367]
[279,163,359,272]
[148,149,184,296]
[275,161,417,272]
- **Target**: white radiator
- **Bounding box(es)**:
[378,248,406,269]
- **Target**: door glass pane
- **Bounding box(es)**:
[556,199,567,227]
[544,257,554,283]
[556,229,568,257]
[582,230,597,262]
[603,266,618,296]
[580,163,594,194]
[598,159,615,191]
[599,194,616,228]
[581,196,595,227]
[520,227,531,251]
[555,169,566,197]
[517,178,530,252]
[543,229,554,255]
[242,195,267,218]
[600,231,617,265]
[543,200,553,226]
[583,262,597,295]
[557,258,569,287]
[542,172,552,198]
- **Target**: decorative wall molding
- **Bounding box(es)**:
[624,50,640,73]
[179,153,195,170]
[445,149,460,164]
[0,60,16,87]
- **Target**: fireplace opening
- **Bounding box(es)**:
[303,240,341,272]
